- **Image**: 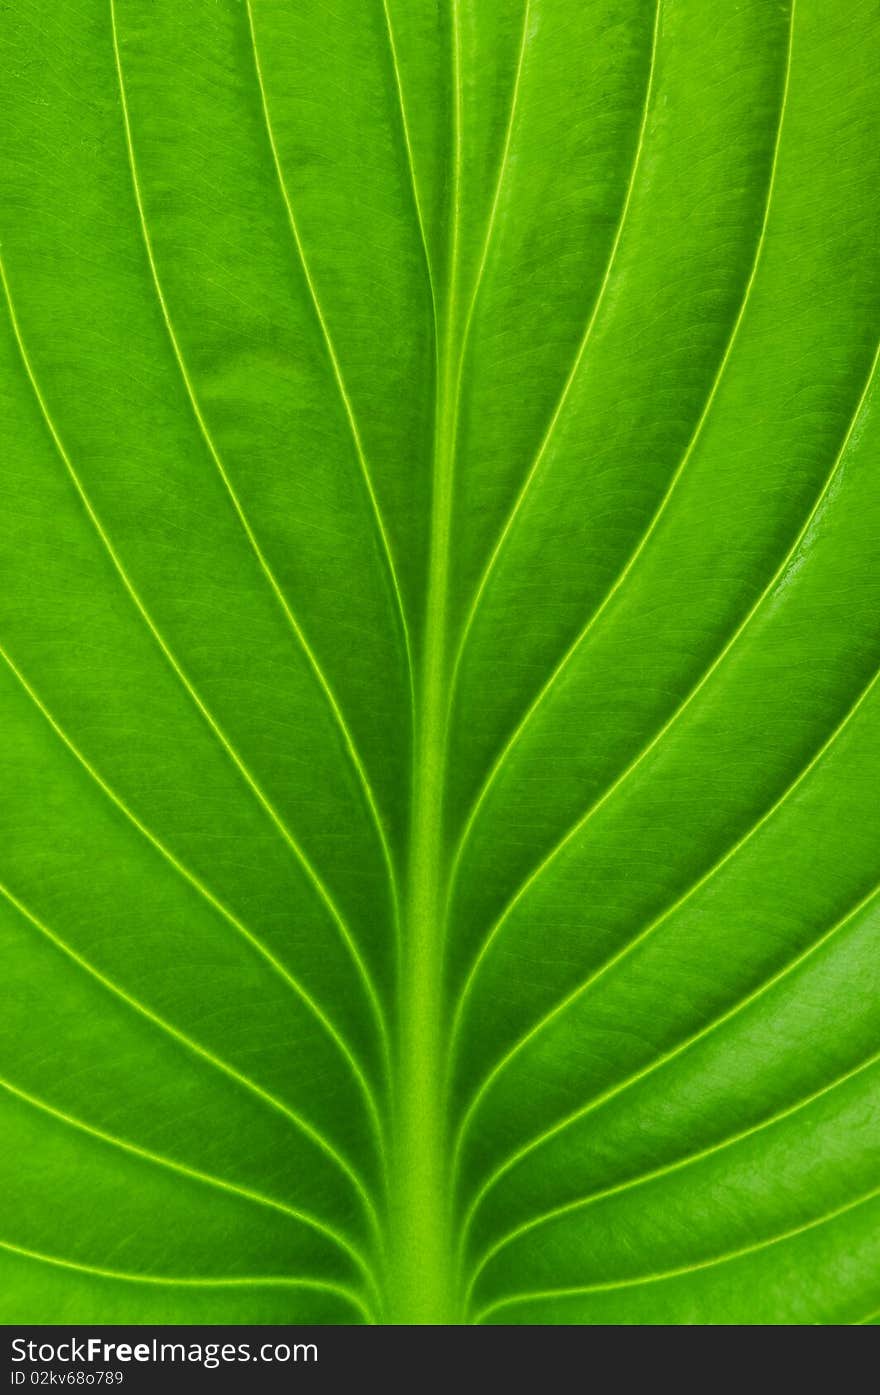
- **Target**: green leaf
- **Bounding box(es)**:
[1,0,879,1326]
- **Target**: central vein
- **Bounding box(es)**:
[387,1,464,1326]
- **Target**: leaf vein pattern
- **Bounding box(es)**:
[464,1033,880,1300]
[448,0,663,700]
[0,880,380,1241]
[107,0,400,950]
[0,1241,372,1321]
[450,318,880,1109]
[243,0,415,711]
[459,871,880,1239]
[380,0,439,317]
[473,1172,880,1320]
[0,1075,371,1285]
[0,638,387,1150]
[448,0,797,884]
[0,250,390,1070]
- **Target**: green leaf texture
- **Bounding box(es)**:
[2,0,880,1325]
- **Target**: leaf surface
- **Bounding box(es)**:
[1,0,879,1324]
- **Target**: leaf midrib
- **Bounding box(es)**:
[384,0,464,1324]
